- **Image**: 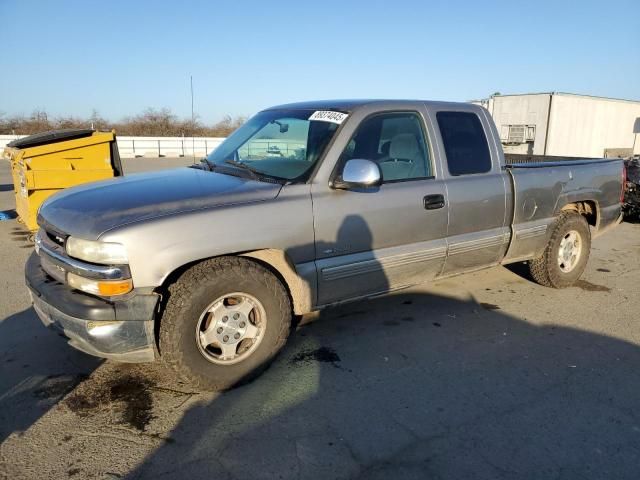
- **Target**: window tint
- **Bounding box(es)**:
[436,111,492,175]
[340,112,431,182]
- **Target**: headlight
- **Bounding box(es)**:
[66,237,128,264]
[67,272,133,296]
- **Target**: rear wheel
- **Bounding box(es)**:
[159,257,291,390]
[528,211,591,288]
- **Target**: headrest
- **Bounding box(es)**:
[389,134,420,160]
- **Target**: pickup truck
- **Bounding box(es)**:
[26,100,625,389]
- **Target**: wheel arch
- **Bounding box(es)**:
[239,249,313,316]
[559,199,598,229]
[156,249,313,317]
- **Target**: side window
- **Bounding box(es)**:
[341,112,432,182]
[436,111,492,176]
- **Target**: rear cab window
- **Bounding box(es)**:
[436,111,492,176]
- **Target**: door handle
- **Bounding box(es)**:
[423,194,445,210]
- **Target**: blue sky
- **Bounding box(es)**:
[1,0,638,123]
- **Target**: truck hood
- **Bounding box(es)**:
[38,167,282,239]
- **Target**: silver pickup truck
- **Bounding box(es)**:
[26,100,624,389]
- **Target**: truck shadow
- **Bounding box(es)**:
[503,260,535,282]
[0,306,101,442]
[120,216,640,480]
[124,290,640,480]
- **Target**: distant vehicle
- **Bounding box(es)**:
[26,100,625,390]
[266,145,282,156]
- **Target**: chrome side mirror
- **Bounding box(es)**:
[333,159,382,190]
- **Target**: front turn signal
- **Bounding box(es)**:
[67,273,133,297]
[98,279,134,296]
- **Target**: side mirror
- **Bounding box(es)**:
[333,159,382,190]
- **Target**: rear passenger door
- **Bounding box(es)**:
[432,108,510,274]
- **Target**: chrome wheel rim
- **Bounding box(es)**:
[557,230,582,273]
[195,292,266,365]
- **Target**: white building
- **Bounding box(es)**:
[476,92,640,158]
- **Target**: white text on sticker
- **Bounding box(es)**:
[309,111,348,125]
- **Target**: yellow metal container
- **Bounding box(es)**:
[3,129,122,231]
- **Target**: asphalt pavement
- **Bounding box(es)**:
[1,157,639,479]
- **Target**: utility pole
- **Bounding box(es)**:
[191,75,196,163]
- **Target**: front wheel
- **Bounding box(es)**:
[159,257,291,390]
[528,211,591,288]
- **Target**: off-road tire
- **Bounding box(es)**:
[159,256,291,390]
[528,211,591,288]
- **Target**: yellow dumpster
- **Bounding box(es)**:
[3,129,123,232]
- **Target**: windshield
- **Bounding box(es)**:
[206,109,343,182]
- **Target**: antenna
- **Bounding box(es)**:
[190,75,196,164]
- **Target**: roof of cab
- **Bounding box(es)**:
[263,99,474,112]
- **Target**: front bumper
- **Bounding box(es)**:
[26,252,158,363]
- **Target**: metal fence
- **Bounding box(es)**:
[0,135,226,159]
[0,134,317,160]
[240,139,306,159]
[115,136,225,158]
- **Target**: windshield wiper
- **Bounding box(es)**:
[224,159,260,177]
[201,158,263,181]
[224,158,283,183]
[201,158,215,171]
[218,159,288,184]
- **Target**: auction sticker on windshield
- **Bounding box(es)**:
[309,111,348,125]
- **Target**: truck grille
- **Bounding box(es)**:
[45,230,66,247]
[40,252,67,283]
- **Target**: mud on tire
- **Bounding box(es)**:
[159,256,291,391]
[528,211,591,288]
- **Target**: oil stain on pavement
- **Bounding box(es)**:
[574,280,611,292]
[480,302,501,310]
[290,346,341,368]
[65,373,155,431]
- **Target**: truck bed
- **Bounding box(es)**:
[502,155,624,263]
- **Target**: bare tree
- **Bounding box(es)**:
[0,108,246,137]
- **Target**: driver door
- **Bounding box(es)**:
[311,110,449,306]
